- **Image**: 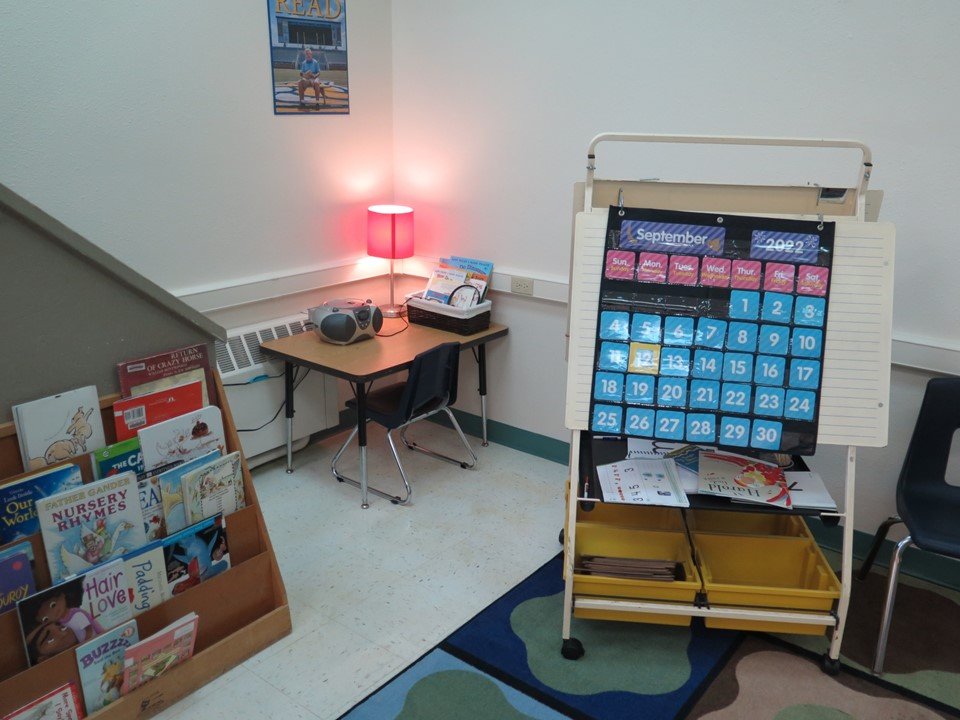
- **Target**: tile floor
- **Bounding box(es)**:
[152,424,566,720]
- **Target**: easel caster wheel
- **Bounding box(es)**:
[558,528,565,545]
[561,638,584,660]
[821,654,841,675]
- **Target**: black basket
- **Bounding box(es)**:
[407,303,491,335]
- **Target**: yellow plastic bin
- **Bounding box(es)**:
[578,503,685,531]
[693,532,840,634]
[570,523,702,626]
[686,509,812,539]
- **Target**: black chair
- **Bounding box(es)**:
[331,342,477,505]
[856,377,960,674]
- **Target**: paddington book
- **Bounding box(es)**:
[0,464,84,544]
[76,618,139,714]
[1,682,84,720]
[36,472,149,585]
[112,379,204,442]
[117,343,213,406]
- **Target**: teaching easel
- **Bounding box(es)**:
[562,134,896,672]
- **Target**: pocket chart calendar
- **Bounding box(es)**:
[588,207,834,455]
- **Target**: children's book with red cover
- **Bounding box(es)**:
[696,450,792,508]
[116,343,213,406]
[112,380,204,441]
[121,612,198,693]
[2,682,84,720]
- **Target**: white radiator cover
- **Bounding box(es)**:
[215,313,338,467]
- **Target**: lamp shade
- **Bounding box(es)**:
[367,205,414,259]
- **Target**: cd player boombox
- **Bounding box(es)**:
[308,298,383,345]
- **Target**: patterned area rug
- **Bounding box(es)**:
[341,554,960,719]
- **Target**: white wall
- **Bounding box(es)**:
[0,1,394,293]
[390,1,960,531]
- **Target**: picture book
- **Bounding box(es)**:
[122,612,199,693]
[0,549,34,616]
[697,450,792,508]
[1,682,84,720]
[37,472,149,584]
[157,450,222,535]
[784,471,838,511]
[75,618,139,715]
[423,267,468,304]
[12,386,106,471]
[122,542,168,616]
[112,380,204,442]
[90,437,143,480]
[138,405,226,473]
[117,343,213,406]
[0,464,84,544]
[180,451,244,525]
[163,514,229,597]
[595,458,689,507]
[138,474,166,542]
[17,559,132,666]
[0,539,34,564]
[441,256,494,300]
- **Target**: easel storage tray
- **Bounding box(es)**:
[0,376,292,719]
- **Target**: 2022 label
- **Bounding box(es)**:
[589,208,834,455]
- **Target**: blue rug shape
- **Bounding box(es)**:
[341,648,569,719]
[442,554,742,720]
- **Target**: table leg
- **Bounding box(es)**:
[356,381,369,509]
[284,361,295,473]
[477,344,489,447]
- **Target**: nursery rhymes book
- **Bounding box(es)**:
[117,343,213,405]
[37,472,149,584]
[112,380,204,442]
[76,618,139,715]
[180,451,244,525]
[697,450,791,508]
[122,612,199,693]
[2,682,84,720]
[157,450,222,535]
[90,437,143,479]
[162,514,229,597]
[13,385,106,471]
[138,406,226,473]
[0,549,34,616]
[17,559,132,666]
[0,464,83,544]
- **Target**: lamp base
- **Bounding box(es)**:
[381,303,407,318]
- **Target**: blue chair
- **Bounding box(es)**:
[332,342,477,505]
[856,377,960,674]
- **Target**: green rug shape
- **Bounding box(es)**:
[510,591,693,695]
[396,670,535,720]
[774,705,855,720]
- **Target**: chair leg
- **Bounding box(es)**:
[400,407,478,469]
[385,429,412,505]
[873,534,913,675]
[331,426,407,506]
[857,516,903,580]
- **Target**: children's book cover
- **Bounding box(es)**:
[117,343,213,406]
[180,451,244,525]
[122,542,168,616]
[112,380,204,442]
[12,386,106,471]
[138,406,226,473]
[75,618,139,715]
[0,550,34,616]
[1,682,84,720]
[697,450,792,508]
[37,472,149,584]
[137,474,166,542]
[90,437,143,480]
[157,450,222,535]
[163,514,229,597]
[122,612,198,693]
[17,559,132,666]
[0,464,84,544]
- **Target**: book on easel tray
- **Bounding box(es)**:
[2,682,84,720]
[784,471,837,511]
[117,342,213,405]
[36,471,149,585]
[595,458,689,508]
[12,386,106,471]
[697,450,792,508]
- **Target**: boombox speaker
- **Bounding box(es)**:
[308,299,383,345]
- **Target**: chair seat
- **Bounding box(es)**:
[902,485,960,558]
[346,383,446,429]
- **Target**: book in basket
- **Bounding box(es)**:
[122,612,199,692]
[36,471,149,584]
[12,385,106,471]
[75,618,139,715]
[697,450,792,508]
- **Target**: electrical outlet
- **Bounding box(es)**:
[510,276,535,296]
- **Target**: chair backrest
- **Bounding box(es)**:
[398,342,461,420]
[896,377,960,536]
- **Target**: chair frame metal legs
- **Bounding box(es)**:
[873,534,914,675]
[857,515,903,580]
[332,425,411,506]
[400,406,478,470]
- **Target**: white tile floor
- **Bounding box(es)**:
[152,424,566,720]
